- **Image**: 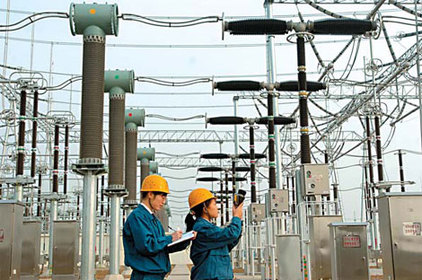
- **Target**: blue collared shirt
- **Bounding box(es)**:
[190,217,242,280]
[123,204,189,275]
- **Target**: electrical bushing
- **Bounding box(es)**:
[69,3,119,37]
[125,109,145,129]
[104,70,135,96]
[137,147,156,162]
[149,161,159,174]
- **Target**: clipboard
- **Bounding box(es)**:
[167,231,195,247]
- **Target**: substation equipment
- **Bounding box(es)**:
[3,2,422,280]
[69,3,118,279]
[377,193,422,279]
[221,14,377,280]
[329,222,369,280]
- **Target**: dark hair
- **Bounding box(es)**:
[185,198,214,232]
[141,191,168,200]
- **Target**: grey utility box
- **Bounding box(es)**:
[0,201,24,280]
[300,164,330,196]
[265,189,288,214]
[248,203,266,224]
[52,221,79,280]
[276,235,301,280]
[309,215,342,280]
[329,222,369,280]
[378,193,422,280]
[21,220,42,280]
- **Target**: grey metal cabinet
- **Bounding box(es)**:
[0,201,24,280]
[378,193,422,280]
[329,222,369,280]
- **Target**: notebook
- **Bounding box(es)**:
[167,231,195,247]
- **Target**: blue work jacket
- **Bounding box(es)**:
[190,217,242,280]
[123,204,189,279]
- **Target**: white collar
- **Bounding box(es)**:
[141,202,154,215]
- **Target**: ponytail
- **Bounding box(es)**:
[185,198,214,232]
[185,212,196,232]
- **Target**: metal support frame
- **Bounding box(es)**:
[104,189,127,278]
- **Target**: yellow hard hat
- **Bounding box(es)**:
[189,188,216,209]
[141,174,170,194]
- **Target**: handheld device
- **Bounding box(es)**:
[234,189,246,206]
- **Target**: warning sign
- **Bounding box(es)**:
[0,229,4,242]
[342,235,361,248]
[403,222,421,236]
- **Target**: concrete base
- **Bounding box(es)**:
[104,274,125,280]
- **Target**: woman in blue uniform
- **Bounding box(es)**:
[123,174,190,280]
[185,188,243,280]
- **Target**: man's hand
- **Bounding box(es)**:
[192,231,197,240]
[171,230,183,242]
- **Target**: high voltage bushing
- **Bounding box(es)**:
[69,4,118,279]
[234,166,251,172]
[124,108,145,207]
[212,79,325,94]
[138,147,156,187]
[206,113,294,198]
[214,81,264,91]
[275,81,326,92]
[198,166,225,172]
[255,116,295,125]
[306,19,377,35]
[104,70,133,277]
[223,18,375,167]
[16,90,27,177]
[52,124,60,193]
[104,69,134,192]
[212,80,296,190]
[206,116,295,126]
[200,153,230,159]
[223,18,376,36]
[70,3,118,165]
[238,153,266,159]
[63,125,70,194]
[30,90,39,178]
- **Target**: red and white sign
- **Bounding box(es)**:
[342,235,361,248]
[403,222,421,236]
[0,229,4,242]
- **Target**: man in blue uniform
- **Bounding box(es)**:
[123,174,190,280]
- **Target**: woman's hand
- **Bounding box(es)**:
[171,230,183,241]
[192,231,197,240]
[232,202,243,219]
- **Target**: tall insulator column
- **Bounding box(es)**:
[31,91,39,178]
[63,124,69,195]
[296,35,311,165]
[104,70,134,277]
[69,3,118,278]
[124,109,145,211]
